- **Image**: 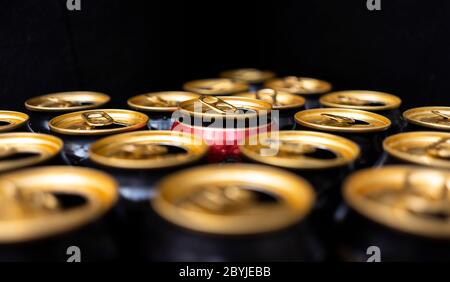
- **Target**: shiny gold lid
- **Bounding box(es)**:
[49,109,149,136]
[0,111,29,132]
[383,131,450,169]
[0,166,118,243]
[89,131,208,169]
[127,91,200,112]
[320,90,402,111]
[295,108,391,133]
[240,131,360,170]
[152,164,315,235]
[25,91,110,112]
[264,76,332,95]
[183,78,249,95]
[233,89,305,110]
[220,68,276,84]
[0,133,63,173]
[344,165,450,239]
[178,96,272,121]
[403,107,450,131]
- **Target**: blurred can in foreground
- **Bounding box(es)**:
[336,166,450,262]
[183,78,249,96]
[381,131,450,170]
[233,88,305,130]
[122,164,324,261]
[24,91,110,133]
[88,131,208,202]
[49,109,148,165]
[0,166,118,261]
[403,106,450,132]
[220,68,276,92]
[0,111,29,133]
[127,91,199,130]
[0,133,63,173]
[295,108,391,168]
[239,130,359,257]
[319,90,403,133]
[265,76,332,109]
[171,96,273,162]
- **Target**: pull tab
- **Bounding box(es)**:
[199,96,238,114]
[337,95,370,106]
[256,88,278,105]
[199,79,234,91]
[179,185,256,213]
[145,95,174,107]
[0,180,60,219]
[267,139,316,155]
[427,138,450,159]
[235,69,260,80]
[0,146,17,159]
[321,113,356,125]
[112,143,169,159]
[39,96,77,108]
[81,111,115,127]
[432,110,450,123]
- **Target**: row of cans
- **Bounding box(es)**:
[0,68,449,261]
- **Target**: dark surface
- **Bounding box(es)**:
[1,0,449,112]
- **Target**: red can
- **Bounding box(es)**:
[171,96,274,162]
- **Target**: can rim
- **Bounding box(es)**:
[89,131,208,170]
[220,68,276,84]
[25,91,110,112]
[0,166,118,243]
[232,90,305,110]
[343,165,450,239]
[0,111,30,133]
[151,164,315,235]
[295,108,392,133]
[319,90,402,111]
[264,77,332,95]
[239,130,361,170]
[403,106,450,131]
[383,131,450,169]
[49,109,149,136]
[183,78,249,95]
[0,133,63,173]
[127,91,200,112]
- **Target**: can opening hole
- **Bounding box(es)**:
[0,121,12,126]
[303,147,338,160]
[53,193,87,209]
[0,152,41,161]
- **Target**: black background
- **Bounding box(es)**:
[1,0,449,111]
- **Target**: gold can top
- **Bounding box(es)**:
[240,131,360,170]
[0,133,63,173]
[0,111,29,133]
[49,109,149,136]
[25,91,110,112]
[0,166,118,243]
[295,108,391,133]
[320,90,402,111]
[152,164,315,235]
[264,76,332,95]
[178,96,272,121]
[89,131,208,170]
[233,89,305,110]
[383,131,450,169]
[344,165,450,239]
[220,68,276,84]
[403,107,450,131]
[183,78,249,95]
[127,91,200,112]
